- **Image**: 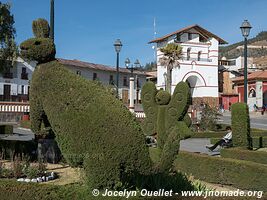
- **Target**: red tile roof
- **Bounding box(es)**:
[57,58,151,76]
[148,24,227,44]
[232,71,267,82]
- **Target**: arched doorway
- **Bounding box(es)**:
[185,75,204,98]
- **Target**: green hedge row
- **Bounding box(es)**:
[192,130,267,139]
[0,125,13,134]
[0,179,260,200]
[174,151,267,191]
[210,136,267,148]
[220,148,267,165]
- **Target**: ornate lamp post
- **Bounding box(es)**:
[240,20,252,104]
[114,39,122,99]
[125,58,140,112]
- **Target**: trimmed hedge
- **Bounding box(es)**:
[155,89,171,105]
[174,151,267,191]
[0,179,258,200]
[21,18,151,190]
[32,18,50,38]
[20,37,56,64]
[0,125,13,134]
[157,105,167,149]
[30,60,151,189]
[141,81,158,136]
[221,147,267,164]
[210,136,267,148]
[231,103,252,149]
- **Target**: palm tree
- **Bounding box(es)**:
[159,43,183,93]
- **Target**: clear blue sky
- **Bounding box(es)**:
[3,0,267,67]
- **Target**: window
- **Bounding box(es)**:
[187,48,191,60]
[136,78,140,88]
[198,51,201,61]
[93,73,97,80]
[76,70,81,76]
[188,33,192,40]
[176,34,181,42]
[123,76,128,87]
[21,67,28,80]
[22,67,26,74]
[21,85,24,95]
[249,89,256,98]
[109,75,114,85]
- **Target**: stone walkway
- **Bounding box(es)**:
[180,138,221,156]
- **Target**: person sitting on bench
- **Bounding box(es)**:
[206,126,232,151]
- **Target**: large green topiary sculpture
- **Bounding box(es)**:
[20,19,151,189]
[231,102,252,149]
[141,81,192,171]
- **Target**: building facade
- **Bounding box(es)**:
[149,24,227,107]
[0,57,36,102]
[232,71,267,111]
[58,59,149,105]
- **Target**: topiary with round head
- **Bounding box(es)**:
[20,19,151,189]
[141,81,192,171]
[20,18,55,64]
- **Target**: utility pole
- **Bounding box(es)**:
[50,0,54,41]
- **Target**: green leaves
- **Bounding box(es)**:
[32,18,50,38]
[0,2,17,72]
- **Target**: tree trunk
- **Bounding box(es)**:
[166,66,172,94]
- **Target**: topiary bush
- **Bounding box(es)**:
[20,18,151,190]
[141,81,192,172]
[32,18,50,38]
[231,102,252,149]
[141,82,158,136]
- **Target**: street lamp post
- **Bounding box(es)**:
[114,39,122,99]
[125,58,140,112]
[240,20,252,104]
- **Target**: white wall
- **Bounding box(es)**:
[156,31,219,98]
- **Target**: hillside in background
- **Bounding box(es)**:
[219,31,267,59]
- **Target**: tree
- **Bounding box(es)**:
[159,43,183,93]
[144,61,157,71]
[0,2,17,72]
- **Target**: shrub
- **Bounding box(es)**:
[0,125,13,134]
[174,151,267,191]
[142,81,192,172]
[20,38,56,64]
[21,18,151,189]
[12,160,23,178]
[199,105,221,131]
[155,89,171,105]
[221,147,267,164]
[141,81,158,136]
[231,103,252,149]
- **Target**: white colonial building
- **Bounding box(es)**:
[0,57,36,102]
[149,24,227,107]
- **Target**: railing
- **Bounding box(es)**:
[0,102,30,113]
[135,111,146,119]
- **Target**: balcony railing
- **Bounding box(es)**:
[3,72,13,79]
[21,73,28,80]
[0,102,30,113]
